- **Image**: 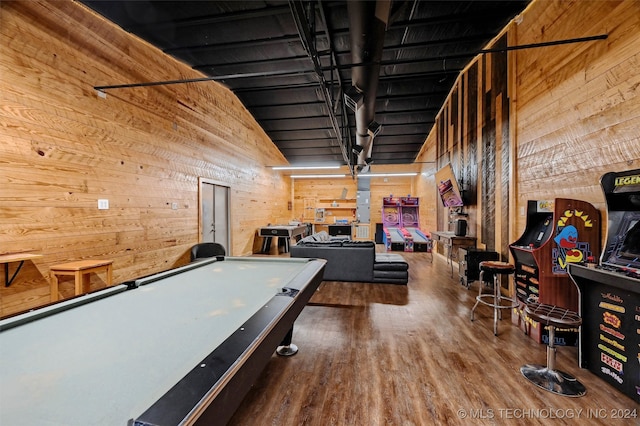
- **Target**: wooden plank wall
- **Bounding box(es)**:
[368,176,415,227]
[292,174,416,237]
[512,0,640,239]
[0,1,291,316]
[427,33,511,259]
[415,0,640,260]
[292,178,359,224]
[2,0,638,316]
[414,143,438,236]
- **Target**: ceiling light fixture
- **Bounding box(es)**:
[357,172,418,178]
[344,86,364,111]
[290,174,347,179]
[367,121,382,138]
[272,165,341,170]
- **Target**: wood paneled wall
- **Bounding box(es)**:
[512,0,640,239]
[2,0,638,316]
[413,0,640,261]
[0,1,291,315]
[423,33,511,259]
[292,173,416,236]
[414,145,439,235]
[367,176,415,227]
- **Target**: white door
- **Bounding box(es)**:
[200,179,231,252]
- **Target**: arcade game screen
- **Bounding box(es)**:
[602,210,640,274]
[512,213,553,249]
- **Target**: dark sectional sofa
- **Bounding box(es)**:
[289,235,408,285]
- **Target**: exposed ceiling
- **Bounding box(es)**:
[82,1,530,173]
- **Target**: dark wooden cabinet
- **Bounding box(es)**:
[458,247,499,287]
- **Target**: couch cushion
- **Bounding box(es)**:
[297,235,315,244]
[341,241,376,248]
[374,262,408,271]
[374,253,409,279]
[372,269,409,285]
[314,231,330,241]
[296,241,343,248]
[373,254,409,285]
[375,253,408,265]
[289,240,375,282]
[297,231,331,244]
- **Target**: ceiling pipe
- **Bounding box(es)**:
[347,0,390,170]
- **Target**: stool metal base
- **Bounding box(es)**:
[471,294,519,335]
[474,294,519,310]
[470,266,518,336]
[276,343,298,356]
[520,364,586,397]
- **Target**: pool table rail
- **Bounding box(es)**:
[0,257,326,426]
[132,257,326,426]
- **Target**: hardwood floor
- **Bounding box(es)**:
[228,251,638,425]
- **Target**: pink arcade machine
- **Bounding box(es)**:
[382,196,431,252]
[382,196,412,251]
[400,197,431,252]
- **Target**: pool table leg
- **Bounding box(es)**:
[276,327,298,356]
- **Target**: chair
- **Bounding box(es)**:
[190,243,226,262]
[520,302,586,397]
[470,260,519,335]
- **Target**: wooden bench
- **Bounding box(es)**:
[50,259,113,302]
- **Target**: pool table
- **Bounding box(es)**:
[0,256,326,426]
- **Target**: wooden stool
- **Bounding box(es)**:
[520,302,586,397]
[470,260,518,335]
[50,259,113,302]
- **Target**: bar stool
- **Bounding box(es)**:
[520,302,586,397]
[470,260,519,335]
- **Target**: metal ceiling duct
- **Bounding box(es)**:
[347,0,390,170]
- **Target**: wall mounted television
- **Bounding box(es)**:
[435,163,464,207]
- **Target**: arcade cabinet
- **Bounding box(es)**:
[400,197,431,252]
[382,196,412,251]
[568,169,640,402]
[509,198,600,341]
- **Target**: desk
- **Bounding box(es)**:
[0,252,43,287]
[0,256,326,426]
[258,224,308,253]
[430,231,476,263]
[50,259,113,302]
